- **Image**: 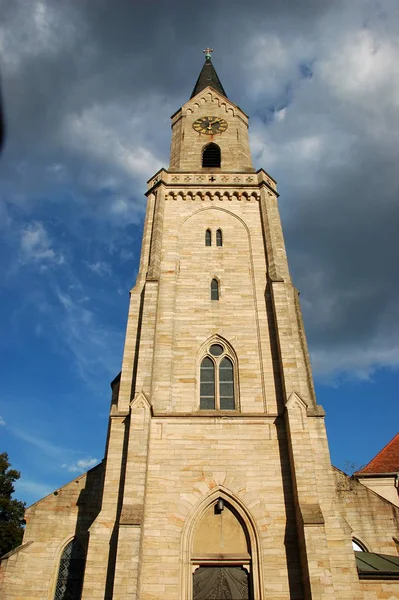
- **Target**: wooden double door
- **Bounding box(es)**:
[193,566,251,600]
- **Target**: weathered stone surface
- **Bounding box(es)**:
[1,68,398,600]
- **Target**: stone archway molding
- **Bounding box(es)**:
[180,485,264,599]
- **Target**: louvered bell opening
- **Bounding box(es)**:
[202,143,221,168]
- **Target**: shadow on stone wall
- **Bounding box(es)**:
[276,419,304,600]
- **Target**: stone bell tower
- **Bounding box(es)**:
[3,49,399,600]
[77,48,363,600]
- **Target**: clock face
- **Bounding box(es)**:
[192,116,228,135]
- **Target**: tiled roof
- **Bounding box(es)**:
[355,433,399,475]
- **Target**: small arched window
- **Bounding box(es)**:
[216,229,223,247]
[211,279,219,301]
[202,143,221,168]
[205,229,212,246]
[200,343,236,410]
[54,538,86,600]
[352,539,367,552]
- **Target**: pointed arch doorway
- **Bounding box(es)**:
[191,498,253,599]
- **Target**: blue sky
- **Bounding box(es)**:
[1,0,399,506]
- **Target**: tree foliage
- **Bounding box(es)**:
[0,453,25,557]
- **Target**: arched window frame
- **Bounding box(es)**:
[198,338,239,411]
[210,278,219,301]
[51,536,86,600]
[205,229,212,247]
[202,143,221,168]
[216,228,223,247]
[352,538,368,552]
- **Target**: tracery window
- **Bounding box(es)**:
[211,278,219,301]
[205,229,212,246]
[216,229,223,246]
[54,538,86,600]
[200,343,236,410]
[202,143,221,168]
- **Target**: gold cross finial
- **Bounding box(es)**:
[203,47,214,60]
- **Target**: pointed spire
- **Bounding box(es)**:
[190,48,227,99]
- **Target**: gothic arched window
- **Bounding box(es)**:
[200,343,236,410]
[54,538,86,600]
[216,229,223,247]
[202,143,221,168]
[211,279,219,301]
[205,229,212,246]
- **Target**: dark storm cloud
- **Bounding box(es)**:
[1,0,399,379]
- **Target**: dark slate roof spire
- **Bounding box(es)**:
[190,48,227,99]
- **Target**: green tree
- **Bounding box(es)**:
[0,453,25,556]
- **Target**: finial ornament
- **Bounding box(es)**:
[203,47,214,60]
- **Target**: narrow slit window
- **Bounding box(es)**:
[205,229,212,246]
[211,279,219,301]
[216,229,223,246]
[202,143,221,168]
[219,357,235,410]
[200,357,215,409]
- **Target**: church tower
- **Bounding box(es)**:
[6,50,390,600]
[79,50,361,599]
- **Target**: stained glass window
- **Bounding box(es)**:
[209,344,224,356]
[54,538,86,600]
[219,357,234,410]
[200,357,215,409]
[199,344,236,410]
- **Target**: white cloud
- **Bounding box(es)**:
[14,478,53,500]
[63,103,163,182]
[20,222,64,266]
[11,427,69,458]
[55,288,122,385]
[312,344,399,382]
[0,416,5,426]
[86,261,111,276]
[1,0,399,387]
[244,8,399,381]
[274,107,286,122]
[62,457,98,473]
[0,1,85,74]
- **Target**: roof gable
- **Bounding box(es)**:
[178,86,248,121]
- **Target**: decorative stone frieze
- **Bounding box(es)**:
[147,168,277,194]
